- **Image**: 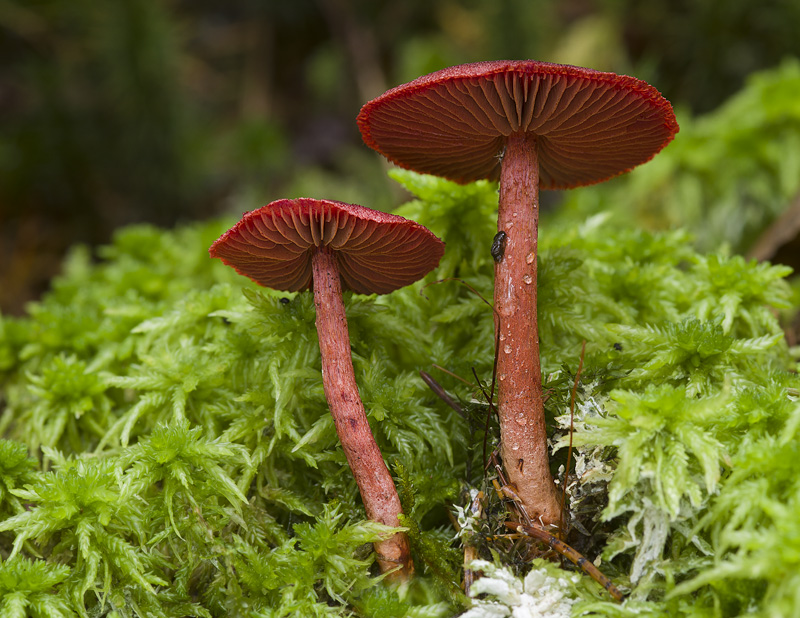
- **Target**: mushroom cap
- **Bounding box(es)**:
[210,198,445,294]
[357,60,679,189]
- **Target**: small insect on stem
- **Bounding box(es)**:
[504,521,624,603]
[491,231,508,263]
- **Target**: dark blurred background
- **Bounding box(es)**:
[2,0,800,314]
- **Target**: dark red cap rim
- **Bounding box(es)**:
[210,198,445,294]
[357,60,679,188]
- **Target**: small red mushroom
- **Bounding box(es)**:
[357,60,679,527]
[210,198,445,580]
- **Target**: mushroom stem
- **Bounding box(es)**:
[311,246,414,580]
[494,131,562,526]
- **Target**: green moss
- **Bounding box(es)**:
[2,66,800,617]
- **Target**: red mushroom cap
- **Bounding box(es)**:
[357,60,679,189]
[209,198,445,294]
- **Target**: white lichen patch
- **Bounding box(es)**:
[453,488,483,542]
[459,560,579,618]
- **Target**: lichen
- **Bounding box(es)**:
[459,560,580,618]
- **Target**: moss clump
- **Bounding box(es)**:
[2,64,800,616]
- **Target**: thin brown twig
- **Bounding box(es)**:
[419,370,467,418]
[473,367,502,468]
[504,521,624,602]
[431,364,477,389]
[489,471,623,602]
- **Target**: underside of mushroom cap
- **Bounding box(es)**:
[210,198,445,294]
[357,60,680,189]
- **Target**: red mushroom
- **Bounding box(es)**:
[357,60,679,527]
[210,198,445,580]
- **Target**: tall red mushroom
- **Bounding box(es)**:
[210,198,445,580]
[357,60,679,527]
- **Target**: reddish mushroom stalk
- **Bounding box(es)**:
[495,132,561,523]
[311,246,412,576]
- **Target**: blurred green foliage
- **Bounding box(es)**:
[2,0,800,312]
[558,60,800,254]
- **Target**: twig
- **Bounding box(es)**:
[504,521,624,602]
[431,363,478,389]
[419,370,467,419]
[473,367,501,468]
